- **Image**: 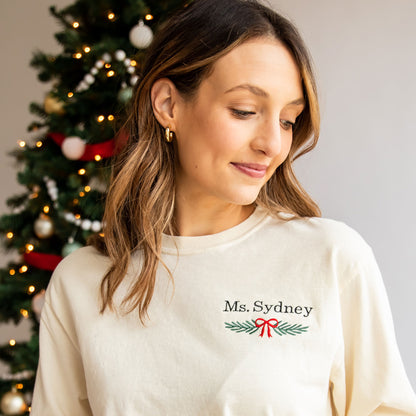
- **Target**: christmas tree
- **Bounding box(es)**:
[0,0,189,413]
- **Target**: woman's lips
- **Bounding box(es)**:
[231,162,268,179]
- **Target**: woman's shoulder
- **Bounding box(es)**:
[47,245,111,296]
[267,211,374,261]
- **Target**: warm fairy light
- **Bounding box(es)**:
[68,92,74,98]
[94,154,102,161]
[6,232,14,239]
[107,70,115,77]
[29,193,38,199]
[75,214,81,220]
[108,114,114,121]
[16,383,24,390]
[20,309,29,318]
[43,205,50,214]
[19,265,28,273]
[83,46,91,53]
[9,269,16,276]
[73,52,83,59]
[97,115,105,122]
[99,232,105,237]
[105,63,111,69]
[130,60,137,67]
[78,168,86,175]
[72,21,80,28]
[73,199,79,205]
[18,140,26,148]
[84,186,91,192]
[26,244,34,252]
[36,141,43,147]
[9,339,16,346]
[79,191,85,197]
[145,14,154,20]
[28,285,36,294]
[108,12,115,20]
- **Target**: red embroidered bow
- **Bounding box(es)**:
[255,318,279,338]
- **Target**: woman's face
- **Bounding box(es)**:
[174,37,305,207]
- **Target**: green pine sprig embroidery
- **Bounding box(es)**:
[224,319,308,337]
[272,322,308,336]
[225,320,260,334]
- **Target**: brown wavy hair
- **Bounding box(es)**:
[92,0,321,324]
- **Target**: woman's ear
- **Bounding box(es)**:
[151,78,180,129]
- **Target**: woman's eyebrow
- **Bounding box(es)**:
[224,83,305,106]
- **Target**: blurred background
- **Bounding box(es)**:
[1,0,415,390]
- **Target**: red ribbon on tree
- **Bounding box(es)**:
[24,252,63,271]
[48,129,128,161]
[255,318,279,338]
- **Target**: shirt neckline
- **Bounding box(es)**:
[161,205,269,255]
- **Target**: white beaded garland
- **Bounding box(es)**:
[81,219,92,231]
[91,220,102,232]
[102,53,111,62]
[115,49,126,61]
[84,74,95,84]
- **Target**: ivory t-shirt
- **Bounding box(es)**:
[31,207,416,415]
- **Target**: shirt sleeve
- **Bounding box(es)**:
[30,278,93,415]
[330,244,416,415]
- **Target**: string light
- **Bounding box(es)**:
[28,286,36,294]
[9,269,16,276]
[20,309,29,319]
[84,186,91,192]
[68,92,74,98]
[105,63,111,69]
[107,70,115,77]
[6,232,13,239]
[73,199,79,205]
[108,114,114,121]
[94,155,102,161]
[18,140,26,148]
[99,232,105,237]
[145,14,154,20]
[78,168,86,175]
[19,265,28,273]
[83,46,91,53]
[79,191,85,197]
[9,339,16,347]
[25,244,34,252]
[29,193,38,199]
[72,21,80,28]
[73,52,83,59]
[36,141,43,147]
[108,12,115,20]
[97,115,105,122]
[43,205,50,214]
[130,60,137,67]
[16,383,24,390]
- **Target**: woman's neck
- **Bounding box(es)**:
[173,197,255,237]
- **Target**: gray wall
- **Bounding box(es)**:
[1,0,415,388]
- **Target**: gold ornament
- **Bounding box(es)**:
[34,213,54,239]
[44,93,65,115]
[0,387,28,415]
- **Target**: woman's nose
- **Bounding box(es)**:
[252,119,283,158]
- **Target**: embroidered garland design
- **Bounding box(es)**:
[224,319,308,338]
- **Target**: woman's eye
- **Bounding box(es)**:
[280,120,295,131]
[230,109,256,119]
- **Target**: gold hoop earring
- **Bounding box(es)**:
[165,127,174,143]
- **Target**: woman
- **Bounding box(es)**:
[31,0,416,414]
